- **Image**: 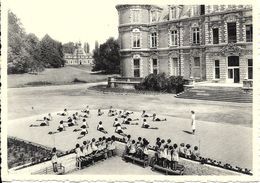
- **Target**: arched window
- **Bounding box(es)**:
[132,28,141,48]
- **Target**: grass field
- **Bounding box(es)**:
[8,65,118,88]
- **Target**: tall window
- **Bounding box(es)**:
[192,28,200,44]
[213,28,219,44]
[200,5,205,15]
[170,30,178,46]
[132,10,140,23]
[172,58,179,76]
[227,22,237,43]
[133,58,140,77]
[214,60,220,79]
[133,32,140,48]
[152,58,159,74]
[193,57,201,78]
[150,32,157,48]
[246,24,253,42]
[248,59,253,79]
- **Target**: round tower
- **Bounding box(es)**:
[116,4,162,77]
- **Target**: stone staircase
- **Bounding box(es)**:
[176,85,252,103]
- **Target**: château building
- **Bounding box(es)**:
[64,42,93,65]
[116,5,253,84]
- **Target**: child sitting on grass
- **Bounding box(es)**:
[113,118,120,127]
[115,124,127,136]
[141,110,150,118]
[30,117,49,127]
[57,109,68,116]
[108,106,117,117]
[97,121,108,134]
[122,116,138,125]
[97,109,104,116]
[47,113,53,121]
[152,113,167,122]
[82,106,90,114]
[141,119,158,129]
[77,125,88,139]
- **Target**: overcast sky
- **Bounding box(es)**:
[7,0,120,51]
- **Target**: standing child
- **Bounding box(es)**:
[191,110,196,135]
[172,144,179,170]
[51,147,58,172]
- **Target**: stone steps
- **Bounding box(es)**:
[176,87,252,103]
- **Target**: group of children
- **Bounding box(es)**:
[153,138,200,170]
[75,135,117,169]
[123,135,150,160]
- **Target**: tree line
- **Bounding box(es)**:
[8,11,66,74]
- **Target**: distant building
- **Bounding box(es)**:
[64,42,93,65]
[116,5,253,84]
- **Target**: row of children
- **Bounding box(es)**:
[123,135,150,160]
[75,136,117,169]
[152,138,200,170]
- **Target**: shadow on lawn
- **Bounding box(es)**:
[183,130,193,135]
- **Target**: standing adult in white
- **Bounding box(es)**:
[191,110,196,135]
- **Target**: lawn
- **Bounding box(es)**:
[8,66,118,88]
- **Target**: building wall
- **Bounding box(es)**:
[116,4,252,83]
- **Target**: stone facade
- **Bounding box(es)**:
[64,43,93,65]
[116,4,253,83]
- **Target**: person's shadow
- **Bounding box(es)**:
[183,130,193,134]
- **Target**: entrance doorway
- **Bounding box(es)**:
[227,56,240,83]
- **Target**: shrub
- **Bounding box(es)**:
[136,73,185,94]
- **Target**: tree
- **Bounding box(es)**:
[38,34,65,68]
[62,42,75,54]
[23,33,44,73]
[8,10,27,74]
[92,37,120,74]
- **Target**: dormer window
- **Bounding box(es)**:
[131,9,140,23]
[150,10,158,22]
[170,7,176,19]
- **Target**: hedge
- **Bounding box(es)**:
[135,73,186,94]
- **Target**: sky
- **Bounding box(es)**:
[7,0,120,51]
